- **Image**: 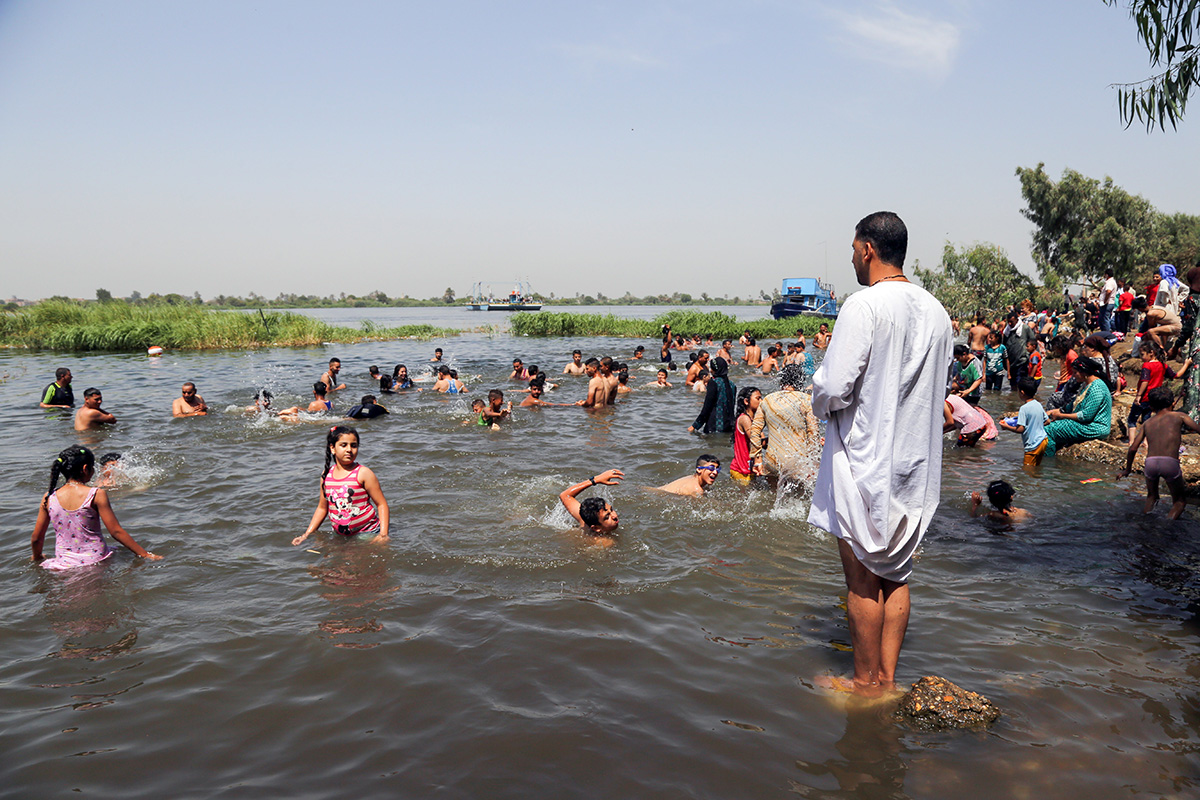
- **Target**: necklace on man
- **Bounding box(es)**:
[870,274,908,287]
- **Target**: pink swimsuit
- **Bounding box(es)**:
[323,464,380,535]
[43,488,112,570]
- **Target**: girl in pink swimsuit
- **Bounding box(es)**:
[293,425,390,546]
[30,446,162,568]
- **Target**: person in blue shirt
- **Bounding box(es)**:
[998,377,1049,466]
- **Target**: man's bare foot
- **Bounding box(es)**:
[814,674,856,693]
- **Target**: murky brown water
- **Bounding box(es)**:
[2,316,1198,798]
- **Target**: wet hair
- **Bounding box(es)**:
[98,452,122,465]
[778,363,805,390]
[472,398,485,410]
[695,453,719,468]
[512,358,523,366]
[695,369,709,381]
[747,337,756,346]
[322,425,359,477]
[360,394,376,405]
[379,375,394,392]
[855,211,907,267]
[55,367,70,380]
[256,389,273,404]
[47,446,95,497]
[618,369,629,385]
[697,349,709,359]
[1148,386,1175,411]
[313,382,327,396]
[435,348,443,353]
[329,358,341,366]
[83,387,102,399]
[767,346,778,357]
[600,356,613,371]
[657,369,668,377]
[488,389,503,402]
[368,365,379,375]
[735,385,760,418]
[634,346,644,354]
[437,365,451,376]
[527,365,539,378]
[986,480,1015,511]
[584,357,600,368]
[1016,377,1039,397]
[796,341,806,350]
[449,369,459,379]
[953,344,969,358]
[393,364,407,378]
[572,349,582,356]
[579,497,609,528]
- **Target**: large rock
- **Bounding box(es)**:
[894,676,1000,730]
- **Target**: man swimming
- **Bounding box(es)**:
[655,454,720,497]
[558,469,624,546]
[562,349,586,375]
[319,358,346,392]
[171,382,208,417]
[307,382,334,413]
[686,350,710,387]
[75,388,117,431]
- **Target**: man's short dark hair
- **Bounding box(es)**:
[585,357,600,367]
[488,389,503,401]
[579,497,608,527]
[313,381,327,395]
[695,454,719,468]
[573,349,582,355]
[1148,386,1175,411]
[55,367,70,380]
[953,344,969,358]
[1016,377,1039,397]
[361,394,376,404]
[854,211,908,268]
[84,387,101,399]
[438,365,451,375]
[1104,268,1114,278]
[329,358,340,365]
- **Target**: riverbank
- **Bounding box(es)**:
[0,301,458,352]
[510,309,833,338]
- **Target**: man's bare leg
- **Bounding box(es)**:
[1144,476,1160,515]
[838,539,910,695]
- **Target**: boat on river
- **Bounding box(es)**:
[464,281,542,311]
[769,277,838,319]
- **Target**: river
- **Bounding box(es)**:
[1,307,1197,798]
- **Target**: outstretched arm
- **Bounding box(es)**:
[294,480,329,546]
[95,489,160,559]
[559,469,624,524]
[1118,427,1147,479]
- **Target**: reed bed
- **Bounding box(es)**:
[511,310,833,339]
[0,302,457,352]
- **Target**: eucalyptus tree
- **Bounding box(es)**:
[1106,0,1200,130]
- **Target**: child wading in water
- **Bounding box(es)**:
[969,480,1031,522]
[293,426,389,546]
[730,386,762,485]
[1118,387,1200,519]
[30,446,161,568]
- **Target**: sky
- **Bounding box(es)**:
[1,0,1198,303]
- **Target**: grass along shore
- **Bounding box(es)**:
[510,309,833,339]
[0,302,458,352]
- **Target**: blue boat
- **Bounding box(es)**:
[769,278,838,320]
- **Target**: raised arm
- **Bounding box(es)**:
[558,469,623,524]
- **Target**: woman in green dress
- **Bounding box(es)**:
[1044,356,1113,456]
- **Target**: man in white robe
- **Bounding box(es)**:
[807,211,953,695]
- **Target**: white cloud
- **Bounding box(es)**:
[553,43,660,69]
[830,2,962,77]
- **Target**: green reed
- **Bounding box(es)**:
[511,310,833,339]
[0,301,458,352]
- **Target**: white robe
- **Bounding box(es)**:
[806,281,953,583]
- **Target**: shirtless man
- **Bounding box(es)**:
[319,358,346,393]
[794,329,807,348]
[308,382,334,413]
[520,380,584,407]
[430,348,443,362]
[558,469,624,546]
[739,330,752,346]
[509,358,529,381]
[685,350,710,387]
[967,314,991,360]
[172,382,208,417]
[563,350,586,375]
[760,346,780,374]
[743,337,762,367]
[582,358,608,408]
[75,388,116,431]
[813,323,831,349]
[716,340,734,362]
[655,455,720,497]
[600,356,620,403]
[1118,386,1200,519]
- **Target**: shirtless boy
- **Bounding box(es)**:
[814,323,830,349]
[320,358,346,392]
[482,389,512,423]
[600,357,620,403]
[520,380,583,407]
[171,382,208,417]
[655,455,720,497]
[743,337,762,367]
[1118,386,1200,519]
[968,314,991,359]
[308,382,333,412]
[686,351,710,387]
[647,369,673,388]
[716,340,733,362]
[760,346,780,374]
[558,469,624,546]
[563,350,586,375]
[75,388,117,431]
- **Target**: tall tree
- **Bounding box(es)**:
[912,243,1036,318]
[1016,163,1165,286]
[1106,0,1200,130]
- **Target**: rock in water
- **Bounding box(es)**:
[894,676,1000,729]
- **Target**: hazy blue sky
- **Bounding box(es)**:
[1,0,1197,302]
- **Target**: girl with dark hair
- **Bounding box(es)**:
[30,446,161,568]
[689,356,736,434]
[293,426,389,547]
[730,386,762,485]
